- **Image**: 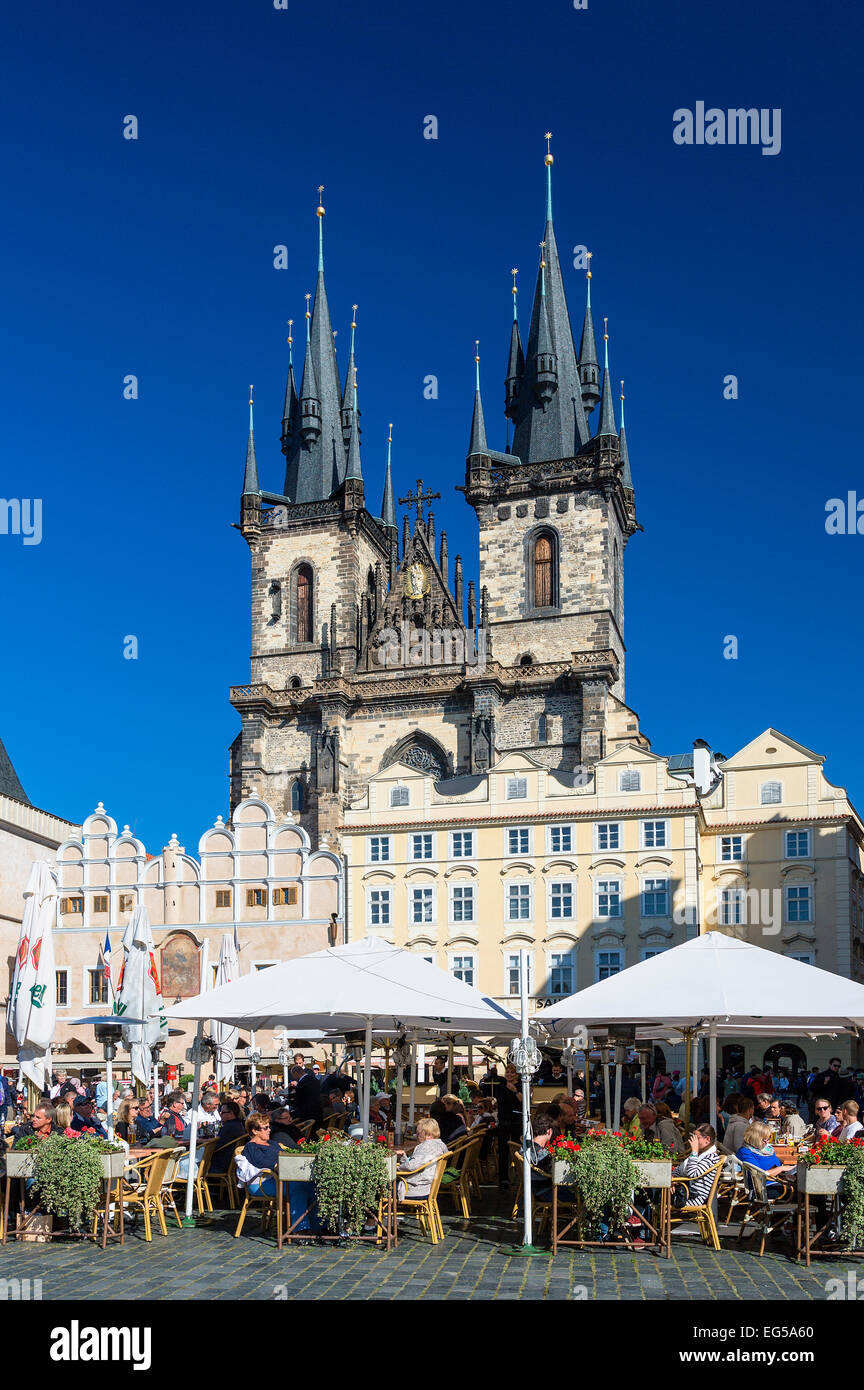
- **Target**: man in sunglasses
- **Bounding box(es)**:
[813,1099,840,1137]
[811,1057,854,1113]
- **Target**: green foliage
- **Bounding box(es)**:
[555,1133,639,1237]
[802,1136,864,1246]
[309,1134,390,1236]
[22,1135,122,1227]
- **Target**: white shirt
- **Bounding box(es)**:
[838,1120,863,1141]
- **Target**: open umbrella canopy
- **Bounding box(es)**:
[537,930,864,1036]
[166,938,519,1035]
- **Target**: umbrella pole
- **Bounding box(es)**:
[183,1022,205,1225]
[361,1019,373,1141]
[682,1028,691,1129]
[708,1023,718,1133]
[613,1050,623,1134]
[447,1040,453,1095]
[106,1051,114,1141]
[408,1043,417,1130]
[468,1043,473,1085]
[395,1065,404,1144]
[153,1055,159,1114]
[603,1058,611,1130]
[566,1040,573,1094]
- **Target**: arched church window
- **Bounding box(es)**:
[538,714,548,744]
[291,779,304,812]
[532,533,556,609]
[296,565,313,643]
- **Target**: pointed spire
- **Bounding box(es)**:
[619,379,633,488]
[281,318,299,457]
[345,371,363,480]
[533,243,557,404]
[341,304,359,445]
[298,291,321,443]
[317,185,325,272]
[243,385,260,494]
[468,341,489,457]
[578,252,601,415]
[505,268,525,421]
[381,424,397,530]
[511,138,590,464]
[596,316,617,438]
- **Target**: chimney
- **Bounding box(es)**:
[692,739,712,795]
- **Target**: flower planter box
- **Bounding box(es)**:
[633,1159,673,1188]
[5,1150,125,1180]
[798,1162,846,1195]
[278,1152,398,1183]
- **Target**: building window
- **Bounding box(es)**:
[549,880,575,919]
[595,822,620,851]
[451,830,475,858]
[506,953,533,996]
[215,890,232,909]
[507,827,531,856]
[506,777,528,800]
[369,889,391,926]
[291,780,304,813]
[92,895,108,914]
[390,786,409,808]
[273,887,298,905]
[246,888,266,907]
[411,834,433,861]
[88,969,108,1005]
[61,897,84,914]
[595,950,623,982]
[118,893,135,912]
[641,878,669,916]
[549,824,572,853]
[451,954,475,987]
[451,884,475,922]
[760,781,782,805]
[548,951,574,997]
[786,885,812,923]
[720,888,744,926]
[368,835,391,864]
[254,961,277,971]
[296,564,313,643]
[596,879,622,918]
[641,820,668,849]
[507,884,532,920]
[411,887,435,924]
[537,714,548,744]
[721,835,743,862]
[641,947,667,961]
[55,970,68,1007]
[787,952,813,965]
[532,532,556,608]
[785,830,811,858]
[619,770,641,792]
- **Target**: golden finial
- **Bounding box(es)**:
[249,384,254,406]
[539,240,546,269]
[305,292,311,320]
[604,315,609,342]
[287,318,293,344]
[544,132,554,166]
[620,379,625,402]
[388,422,393,444]
[351,303,358,328]
[316,184,325,217]
[586,250,593,281]
[475,339,480,364]
[511,268,518,296]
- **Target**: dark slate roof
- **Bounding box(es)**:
[381,454,396,530]
[578,300,599,375]
[242,418,259,495]
[506,316,524,389]
[619,419,633,488]
[596,355,617,438]
[345,407,363,480]
[0,739,29,803]
[434,773,486,797]
[511,211,591,465]
[468,387,488,457]
[284,252,349,502]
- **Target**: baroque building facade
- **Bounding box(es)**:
[230,148,644,840]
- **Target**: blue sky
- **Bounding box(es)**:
[2,0,862,849]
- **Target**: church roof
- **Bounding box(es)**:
[0,738,29,803]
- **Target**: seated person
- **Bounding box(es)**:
[436,1095,468,1144]
[69,1096,108,1139]
[134,1096,163,1143]
[114,1097,141,1143]
[159,1090,189,1142]
[813,1098,840,1137]
[555,1100,580,1135]
[367,1094,392,1132]
[394,1117,448,1200]
[637,1102,685,1157]
[722,1098,755,1156]
[621,1096,643,1137]
[235,1114,280,1197]
[269,1106,302,1147]
[837,1100,863,1141]
[12,1100,64,1142]
[209,1101,247,1175]
[525,1108,572,1204]
[780,1103,808,1143]
[736,1120,798,1191]
[671,1124,721,1206]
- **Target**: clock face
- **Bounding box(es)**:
[402,562,430,599]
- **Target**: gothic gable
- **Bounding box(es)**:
[360,521,469,673]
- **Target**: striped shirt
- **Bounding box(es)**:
[672,1145,719,1206]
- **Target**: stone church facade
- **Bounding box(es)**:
[230,148,645,839]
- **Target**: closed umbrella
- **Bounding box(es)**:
[7,861,57,1095]
[113,906,168,1089]
[212,933,239,1088]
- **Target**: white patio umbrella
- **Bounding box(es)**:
[7,861,57,1095]
[114,905,169,1090]
[536,930,864,1126]
[212,933,239,1089]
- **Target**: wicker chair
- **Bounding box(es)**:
[395,1151,453,1245]
[206,1135,246,1210]
[736,1162,796,1257]
[669,1157,726,1251]
[233,1164,278,1238]
[440,1134,483,1218]
[114,1149,183,1242]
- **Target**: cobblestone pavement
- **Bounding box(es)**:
[0,1198,857,1301]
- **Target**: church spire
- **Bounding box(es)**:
[534,242,557,403]
[468,341,489,458]
[243,385,260,494]
[505,267,524,421]
[341,304,359,447]
[619,379,633,488]
[511,136,590,464]
[345,376,363,480]
[596,317,617,438]
[578,252,601,415]
[381,424,397,530]
[281,318,299,457]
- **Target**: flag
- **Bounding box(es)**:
[99,931,113,1000]
[7,861,57,1091]
[114,905,168,1087]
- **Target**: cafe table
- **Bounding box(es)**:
[275,1150,400,1251]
